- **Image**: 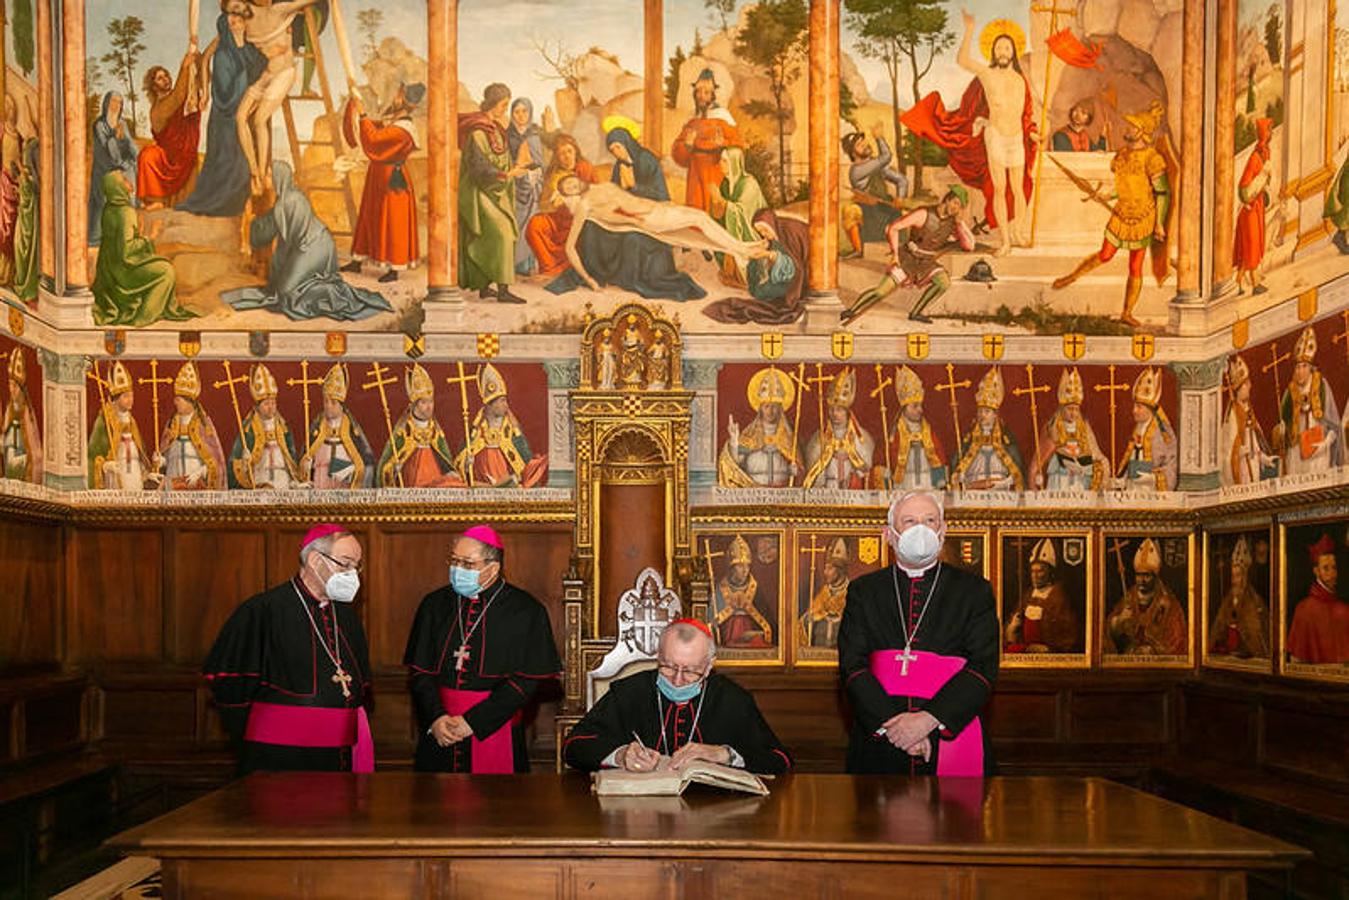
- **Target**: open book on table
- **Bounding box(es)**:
[592,760,770,797]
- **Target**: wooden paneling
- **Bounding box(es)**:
[1264,707,1349,784]
[23,685,83,754]
[0,518,61,669]
[170,529,267,664]
[103,688,197,742]
[368,529,457,668]
[1070,689,1169,743]
[987,691,1060,741]
[68,528,163,662]
[1179,691,1256,763]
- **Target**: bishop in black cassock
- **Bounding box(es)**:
[838,492,999,775]
[403,525,561,773]
[204,524,374,774]
[563,619,792,774]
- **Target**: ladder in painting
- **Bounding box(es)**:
[279,6,359,241]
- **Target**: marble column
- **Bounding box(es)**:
[1172,0,1204,305]
[682,359,722,488]
[643,0,663,156]
[61,0,88,293]
[543,359,581,488]
[1210,0,1237,295]
[1171,357,1225,492]
[423,0,463,326]
[35,0,54,293]
[804,0,841,331]
[37,350,90,491]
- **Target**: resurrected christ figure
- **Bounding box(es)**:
[235,0,327,195]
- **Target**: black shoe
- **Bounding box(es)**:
[1335,231,1349,254]
[340,260,362,273]
[378,269,398,283]
[839,308,856,324]
[909,312,933,324]
[479,286,495,299]
[496,285,526,304]
[1252,284,1267,295]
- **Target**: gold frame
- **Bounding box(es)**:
[997,528,1094,670]
[694,525,788,667]
[789,527,892,669]
[1200,526,1276,674]
[1099,530,1196,669]
[1278,518,1349,683]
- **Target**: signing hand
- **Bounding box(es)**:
[669,742,732,771]
[616,741,663,772]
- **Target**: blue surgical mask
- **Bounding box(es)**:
[657,673,703,703]
[450,566,481,598]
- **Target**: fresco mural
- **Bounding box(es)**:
[1220,313,1349,493]
[0,4,40,308]
[715,360,1179,493]
[86,0,429,330]
[81,356,548,491]
[840,0,1185,332]
[0,331,41,484]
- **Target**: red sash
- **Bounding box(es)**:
[244,701,375,773]
[438,688,521,774]
[868,649,984,776]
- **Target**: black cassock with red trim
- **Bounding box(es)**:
[403,580,561,773]
[563,669,793,774]
[838,562,1000,775]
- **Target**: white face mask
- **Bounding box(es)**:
[890,523,942,574]
[325,569,360,603]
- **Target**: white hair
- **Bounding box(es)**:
[887,490,946,530]
[660,621,717,664]
[299,532,347,566]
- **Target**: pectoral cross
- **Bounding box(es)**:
[895,646,917,677]
[332,666,353,699]
[454,643,471,672]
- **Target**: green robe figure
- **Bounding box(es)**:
[12,138,39,305]
[228,363,302,490]
[377,363,461,488]
[91,171,195,327]
[457,83,524,304]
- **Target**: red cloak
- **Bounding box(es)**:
[347,101,419,267]
[1287,581,1349,664]
[671,115,739,213]
[901,77,1036,228]
[137,104,201,203]
[1233,140,1270,272]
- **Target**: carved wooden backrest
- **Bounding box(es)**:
[586,567,682,708]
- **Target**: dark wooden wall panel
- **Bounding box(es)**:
[0,518,61,669]
[369,529,456,668]
[987,691,1059,741]
[103,688,197,742]
[1070,690,1169,744]
[170,529,267,664]
[1263,707,1349,783]
[68,528,163,662]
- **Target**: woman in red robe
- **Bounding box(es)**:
[343,85,421,282]
[523,134,598,277]
[1233,118,1272,296]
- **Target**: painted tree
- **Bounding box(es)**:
[102,16,146,133]
[844,0,954,195]
[706,0,737,33]
[358,8,384,65]
[1263,5,1281,66]
[12,0,34,76]
[735,0,807,204]
[665,45,687,109]
[86,55,106,126]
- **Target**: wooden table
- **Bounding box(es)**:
[108,773,1307,899]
